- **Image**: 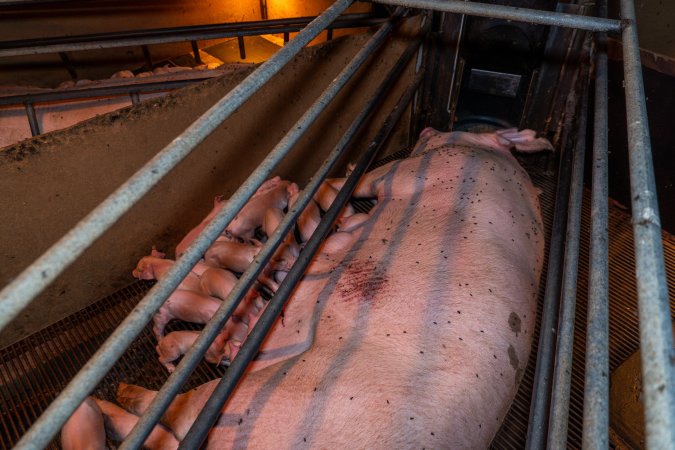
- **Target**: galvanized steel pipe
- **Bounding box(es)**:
[373,0,621,32]
[0,0,354,336]
[119,10,408,448]
[582,1,610,446]
[8,2,356,448]
[526,105,574,450]
[547,63,589,450]
[0,14,381,57]
[180,69,425,450]
[620,0,675,448]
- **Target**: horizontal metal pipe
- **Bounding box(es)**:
[547,61,589,449]
[0,77,215,107]
[582,1,610,446]
[0,14,382,57]
[620,0,675,448]
[180,66,425,450]
[373,0,621,32]
[8,2,356,448]
[120,11,406,448]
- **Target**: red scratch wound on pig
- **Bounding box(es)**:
[336,259,388,307]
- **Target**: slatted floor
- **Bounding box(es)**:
[0,152,673,449]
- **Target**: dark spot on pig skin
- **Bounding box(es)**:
[508,312,522,335]
[508,344,519,372]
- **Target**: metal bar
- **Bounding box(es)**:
[547,59,589,449]
[120,12,409,447]
[620,0,675,448]
[58,52,77,80]
[190,40,202,64]
[24,102,40,136]
[284,31,290,44]
[0,14,382,58]
[8,3,356,448]
[582,1,609,446]
[180,66,424,450]
[130,92,140,106]
[327,28,334,40]
[0,77,211,107]
[141,45,153,69]
[526,101,575,449]
[237,36,246,59]
[373,0,621,32]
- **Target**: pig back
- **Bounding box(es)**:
[309,142,544,447]
[203,140,546,449]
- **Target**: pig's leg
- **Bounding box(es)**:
[61,397,106,450]
[288,192,322,243]
[313,180,355,217]
[93,398,178,450]
[117,380,221,441]
[336,212,370,232]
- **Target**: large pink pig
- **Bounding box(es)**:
[114,128,549,448]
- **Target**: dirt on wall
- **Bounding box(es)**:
[0,19,420,349]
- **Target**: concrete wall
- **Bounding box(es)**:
[0,20,421,348]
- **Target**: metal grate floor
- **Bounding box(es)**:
[0,152,673,449]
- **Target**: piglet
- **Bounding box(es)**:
[156,329,229,372]
[93,398,178,449]
[226,177,299,239]
[132,249,203,293]
[61,397,106,450]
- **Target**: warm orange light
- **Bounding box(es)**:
[262,0,373,47]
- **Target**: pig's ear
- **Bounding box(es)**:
[498,129,554,152]
[151,246,166,258]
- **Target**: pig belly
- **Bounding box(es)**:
[161,143,545,449]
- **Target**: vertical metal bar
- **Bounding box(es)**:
[130,92,140,106]
[24,102,40,137]
[58,52,77,80]
[619,0,675,448]
[180,70,424,450]
[327,28,334,40]
[284,31,290,44]
[526,106,574,450]
[141,45,153,69]
[547,62,588,449]
[237,36,246,59]
[190,40,202,64]
[582,0,610,446]
[260,0,268,20]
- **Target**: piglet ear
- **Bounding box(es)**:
[151,246,166,259]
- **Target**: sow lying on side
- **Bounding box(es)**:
[63,127,551,449]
